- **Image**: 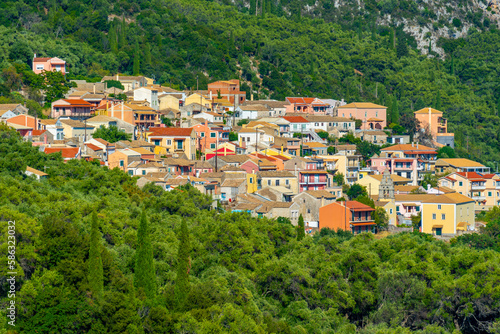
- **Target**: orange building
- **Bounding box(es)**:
[319,200,376,234]
[207,80,246,106]
[414,107,454,147]
[32,55,67,75]
[5,114,40,130]
[191,121,223,154]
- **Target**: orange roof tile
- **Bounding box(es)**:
[148,127,193,137]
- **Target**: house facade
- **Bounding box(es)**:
[51,99,93,119]
[319,200,376,233]
[414,107,454,147]
[337,102,387,130]
[33,56,66,75]
[147,127,197,160]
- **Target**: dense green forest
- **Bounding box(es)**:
[1,126,500,332]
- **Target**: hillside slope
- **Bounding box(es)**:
[0,0,499,166]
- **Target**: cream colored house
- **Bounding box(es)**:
[439,172,500,209]
[59,119,95,143]
[159,94,181,111]
[357,173,412,197]
[258,170,299,194]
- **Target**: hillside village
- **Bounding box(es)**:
[2,56,499,238]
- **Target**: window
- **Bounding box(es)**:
[119,160,124,167]
[249,177,253,184]
[154,140,160,146]
[390,209,393,214]
[416,206,420,212]
[432,213,436,220]
[210,132,216,138]
[488,191,492,197]
[210,143,216,149]
[286,179,289,185]
[459,181,463,186]
[128,170,133,175]
[167,140,172,145]
[267,180,271,186]
[201,132,205,137]
[177,140,183,150]
[142,170,146,175]
[36,65,44,70]
[438,205,442,210]
[396,206,400,212]
[441,214,446,220]
[276,180,280,186]
[376,112,378,117]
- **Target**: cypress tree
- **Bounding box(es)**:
[109,24,118,54]
[174,220,191,311]
[118,17,126,49]
[133,42,140,76]
[389,28,395,49]
[297,214,305,241]
[134,211,156,299]
[392,96,399,124]
[435,91,441,110]
[144,43,152,66]
[88,211,104,300]
[428,39,432,55]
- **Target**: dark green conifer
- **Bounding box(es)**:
[297,214,305,241]
[134,211,156,299]
[174,220,191,310]
[133,42,140,76]
[88,211,104,300]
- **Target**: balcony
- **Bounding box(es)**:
[346,172,358,179]
[472,195,486,201]
[471,185,486,191]
[496,184,500,190]
[350,217,374,223]
[347,162,359,168]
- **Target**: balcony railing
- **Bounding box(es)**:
[472,195,486,201]
[471,185,486,190]
[350,217,374,223]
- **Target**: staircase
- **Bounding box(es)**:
[307,130,327,144]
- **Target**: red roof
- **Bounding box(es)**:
[33,57,52,62]
[32,130,46,136]
[44,147,80,159]
[286,97,316,104]
[457,172,486,181]
[53,99,93,107]
[482,174,496,179]
[86,143,102,151]
[148,127,193,137]
[445,176,456,182]
[283,116,309,123]
[346,201,375,211]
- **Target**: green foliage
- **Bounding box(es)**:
[296,214,305,241]
[373,207,389,230]
[229,131,238,141]
[88,211,104,300]
[355,195,375,208]
[237,119,249,126]
[327,145,336,155]
[161,116,173,127]
[293,132,307,138]
[333,172,345,185]
[92,125,131,143]
[347,183,368,200]
[174,219,191,311]
[436,146,456,159]
[104,80,125,90]
[317,130,329,139]
[134,211,156,300]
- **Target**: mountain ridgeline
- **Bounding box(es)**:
[0,0,500,165]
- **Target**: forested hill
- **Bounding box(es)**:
[0,0,500,165]
[1,126,500,332]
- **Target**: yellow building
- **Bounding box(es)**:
[185,93,212,109]
[357,173,411,197]
[421,193,475,236]
[374,199,398,227]
[258,170,299,195]
[147,127,197,160]
[439,172,500,209]
[247,172,258,193]
[317,154,361,185]
[159,94,181,111]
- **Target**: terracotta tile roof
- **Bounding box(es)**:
[217,155,250,163]
[86,143,102,151]
[304,190,336,198]
[346,200,375,211]
[258,170,295,178]
[381,144,436,152]
[43,147,80,159]
[32,130,46,136]
[414,107,443,114]
[232,203,261,211]
[370,174,411,183]
[60,119,95,128]
[422,193,474,204]
[53,99,93,107]
[221,165,245,172]
[221,179,246,187]
[283,116,309,123]
[338,102,387,109]
[286,97,317,104]
[435,158,485,168]
[256,201,293,213]
[0,104,24,111]
[26,166,48,176]
[456,172,486,181]
[303,142,327,148]
[148,127,193,137]
[130,147,154,155]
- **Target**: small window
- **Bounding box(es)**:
[201,132,205,137]
[276,180,280,186]
[416,206,420,212]
[249,177,253,184]
[432,213,436,220]
[154,140,160,146]
[286,179,289,185]
[167,140,172,145]
[119,160,124,167]
[396,206,399,212]
[267,180,271,186]
[438,205,441,210]
[142,170,146,175]
[210,132,216,138]
[36,65,44,70]
[488,191,492,197]
[441,214,446,220]
[389,209,393,214]
[210,143,216,149]
[459,181,463,186]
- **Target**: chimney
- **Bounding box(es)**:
[251,93,254,101]
[116,74,118,80]
[93,83,95,94]
[412,142,414,147]
[427,184,431,191]
[417,142,419,149]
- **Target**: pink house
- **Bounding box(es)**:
[285,97,329,115]
[337,102,387,130]
[32,55,67,75]
[299,170,328,192]
[51,99,93,118]
[369,155,420,185]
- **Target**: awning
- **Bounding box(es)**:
[174,138,186,140]
[351,222,376,226]
[432,225,443,229]
[456,222,469,231]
